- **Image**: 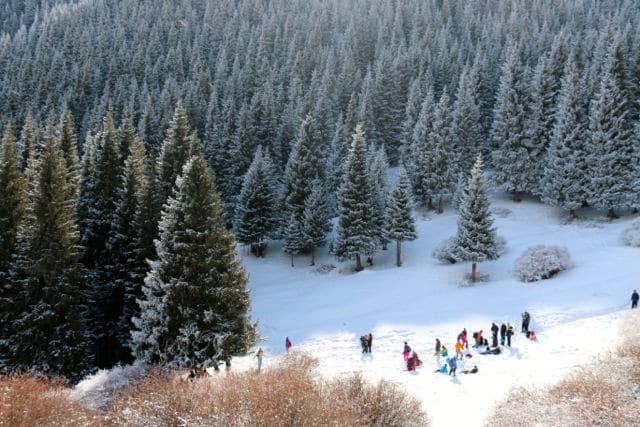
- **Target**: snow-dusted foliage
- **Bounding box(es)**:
[514,245,572,282]
[620,219,640,248]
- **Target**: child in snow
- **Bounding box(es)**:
[403,342,411,362]
[460,328,468,349]
[455,341,463,360]
[506,323,514,347]
[435,338,442,364]
[412,350,421,367]
[440,345,448,359]
[360,335,368,353]
[256,347,264,371]
[407,353,416,371]
[473,330,484,348]
[285,337,292,353]
[448,357,457,376]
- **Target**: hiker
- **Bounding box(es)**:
[460,328,468,349]
[455,341,463,360]
[521,312,530,333]
[285,337,292,353]
[448,357,457,376]
[435,338,442,364]
[506,323,514,347]
[500,323,507,346]
[632,290,639,309]
[490,323,499,347]
[360,335,368,353]
[256,347,264,371]
[367,333,373,353]
[403,341,411,362]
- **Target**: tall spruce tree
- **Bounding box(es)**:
[7,130,90,381]
[132,154,256,369]
[59,108,80,205]
[491,44,532,201]
[385,168,417,267]
[0,126,27,364]
[453,155,498,282]
[368,144,389,254]
[452,67,483,178]
[586,36,637,218]
[301,177,332,266]
[408,86,436,208]
[426,90,455,213]
[18,112,39,172]
[334,125,377,272]
[234,146,280,257]
[540,59,589,217]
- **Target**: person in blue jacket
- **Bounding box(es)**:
[448,357,457,376]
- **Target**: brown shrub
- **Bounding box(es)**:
[106,352,429,427]
[0,374,99,427]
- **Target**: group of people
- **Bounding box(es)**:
[360,333,373,353]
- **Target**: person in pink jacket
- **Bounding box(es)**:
[285,336,292,353]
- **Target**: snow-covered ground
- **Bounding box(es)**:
[238,195,638,427]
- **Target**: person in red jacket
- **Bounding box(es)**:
[285,336,292,353]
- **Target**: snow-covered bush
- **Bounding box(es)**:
[514,245,572,282]
[433,236,507,264]
[620,219,640,247]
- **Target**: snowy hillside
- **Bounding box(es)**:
[238,195,638,426]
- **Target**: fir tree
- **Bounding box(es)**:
[408,86,436,208]
[234,146,280,257]
[540,59,589,217]
[58,107,80,204]
[132,154,256,369]
[426,90,455,213]
[301,177,332,266]
[7,131,90,381]
[18,112,39,172]
[491,44,532,201]
[453,155,498,283]
[282,217,304,267]
[385,168,417,267]
[368,144,389,254]
[334,125,377,272]
[452,67,483,178]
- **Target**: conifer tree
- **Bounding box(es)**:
[7,131,90,381]
[586,36,637,218]
[132,154,256,369]
[302,177,332,266]
[0,126,27,363]
[408,86,436,208]
[385,168,417,267]
[104,134,148,357]
[491,44,532,201]
[59,107,80,204]
[283,218,304,267]
[18,112,39,172]
[334,125,377,272]
[368,144,389,253]
[452,67,483,177]
[426,90,455,213]
[234,146,280,257]
[453,156,498,283]
[540,59,589,217]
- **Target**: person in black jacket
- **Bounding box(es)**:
[632,290,639,309]
[500,323,507,346]
[506,323,514,347]
[521,312,530,333]
[490,323,499,347]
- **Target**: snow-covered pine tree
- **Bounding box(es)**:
[454,155,498,282]
[58,107,80,204]
[282,217,304,267]
[586,35,637,219]
[7,129,90,381]
[491,43,532,202]
[540,58,589,217]
[385,168,417,267]
[0,126,27,364]
[234,146,280,257]
[408,86,436,208]
[368,144,389,255]
[132,154,256,369]
[104,133,149,361]
[18,112,39,171]
[118,109,137,164]
[399,77,424,167]
[156,100,201,207]
[426,90,455,213]
[334,125,377,272]
[301,177,332,266]
[452,66,483,178]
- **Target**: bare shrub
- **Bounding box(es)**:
[514,245,572,282]
[0,375,98,426]
[106,353,429,426]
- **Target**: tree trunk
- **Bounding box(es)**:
[396,240,401,267]
[355,254,363,272]
[568,208,576,219]
[310,248,315,266]
[511,191,522,202]
[436,196,443,214]
[471,262,477,282]
[290,254,294,267]
[607,208,618,220]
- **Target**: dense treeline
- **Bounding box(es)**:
[1,0,640,380]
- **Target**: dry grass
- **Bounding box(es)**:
[105,352,429,426]
[0,375,100,427]
[486,310,640,427]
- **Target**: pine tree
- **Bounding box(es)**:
[156,101,201,206]
[334,125,377,272]
[385,168,417,267]
[586,36,637,219]
[540,59,589,217]
[426,90,455,213]
[453,155,498,283]
[59,108,80,204]
[368,144,389,254]
[18,112,39,172]
[301,178,332,266]
[234,146,280,257]
[452,67,483,178]
[0,126,27,364]
[7,131,90,381]
[104,134,148,359]
[282,217,304,267]
[132,154,256,369]
[408,86,436,208]
[491,44,532,201]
